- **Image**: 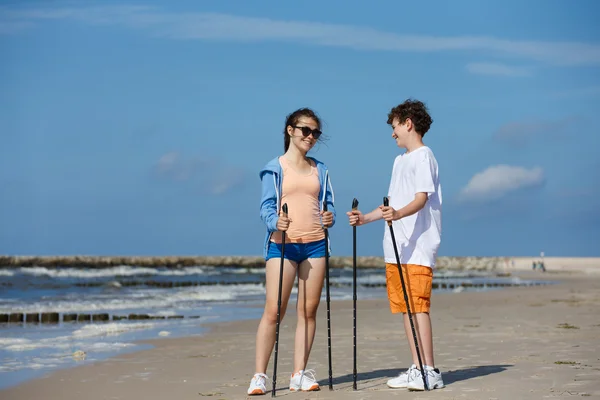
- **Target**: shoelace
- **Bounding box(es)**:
[301,369,317,383]
[407,367,421,382]
[426,368,438,377]
[403,365,417,376]
[408,368,437,383]
[253,373,269,385]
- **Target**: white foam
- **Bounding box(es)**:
[0,357,63,372]
[330,293,353,301]
[154,267,219,276]
[15,266,219,279]
[0,338,30,347]
[18,266,155,278]
[4,336,74,352]
[226,267,265,274]
[333,275,386,285]
[73,322,156,339]
[3,323,156,352]
[0,270,14,277]
[85,342,133,352]
[155,310,177,317]
[27,362,59,370]
[0,342,134,374]
[249,268,265,274]
[0,283,265,314]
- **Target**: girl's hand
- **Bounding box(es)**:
[321,211,333,228]
[276,214,291,231]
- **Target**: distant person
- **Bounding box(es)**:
[347,99,444,391]
[248,108,336,395]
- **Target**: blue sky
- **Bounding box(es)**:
[1,0,599,257]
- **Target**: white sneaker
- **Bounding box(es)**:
[289,369,320,392]
[386,364,417,388]
[247,373,268,395]
[407,366,445,391]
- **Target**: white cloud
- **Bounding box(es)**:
[155,151,193,182]
[153,151,246,195]
[0,20,33,35]
[495,121,551,141]
[2,5,600,67]
[459,165,545,202]
[549,85,600,99]
[156,151,178,171]
[466,62,532,77]
[493,117,576,146]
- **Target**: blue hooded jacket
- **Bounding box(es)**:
[259,156,336,259]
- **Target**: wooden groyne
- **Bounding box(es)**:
[0,312,193,325]
[0,255,506,270]
[0,279,551,326]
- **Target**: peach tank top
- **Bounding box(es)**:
[270,156,325,244]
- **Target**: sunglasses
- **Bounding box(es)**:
[293,125,322,139]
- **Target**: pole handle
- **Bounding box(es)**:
[383,197,392,226]
[322,200,329,230]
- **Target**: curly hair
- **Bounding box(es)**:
[283,108,322,152]
[387,99,433,137]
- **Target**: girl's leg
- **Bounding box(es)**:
[255,257,298,374]
[293,257,326,373]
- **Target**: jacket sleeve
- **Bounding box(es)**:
[325,172,336,228]
[259,171,279,232]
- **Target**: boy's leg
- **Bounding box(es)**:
[405,311,445,391]
[404,312,435,368]
[385,264,434,366]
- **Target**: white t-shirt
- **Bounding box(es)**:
[383,146,442,268]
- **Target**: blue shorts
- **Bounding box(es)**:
[266,239,327,264]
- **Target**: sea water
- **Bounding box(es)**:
[0,265,550,389]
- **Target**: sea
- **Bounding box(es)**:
[0,264,551,390]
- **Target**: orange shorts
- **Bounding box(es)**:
[385,263,433,314]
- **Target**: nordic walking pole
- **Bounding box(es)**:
[383,197,429,391]
[272,203,288,397]
[323,199,333,390]
[351,198,359,391]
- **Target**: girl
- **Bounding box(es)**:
[248,108,336,395]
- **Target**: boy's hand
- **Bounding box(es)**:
[379,205,398,222]
[346,210,364,226]
[321,211,333,228]
[276,214,291,231]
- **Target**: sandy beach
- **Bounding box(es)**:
[2,264,600,400]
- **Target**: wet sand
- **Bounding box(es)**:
[2,267,600,399]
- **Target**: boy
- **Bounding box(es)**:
[346,99,444,391]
